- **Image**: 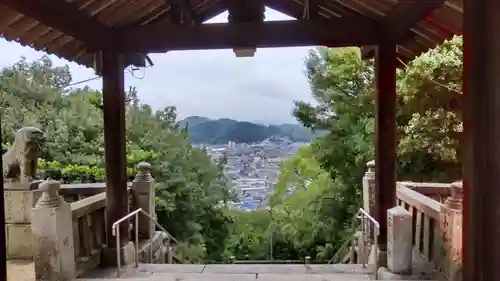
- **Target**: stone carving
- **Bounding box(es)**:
[36,180,62,208]
[134,161,153,182]
[3,127,44,183]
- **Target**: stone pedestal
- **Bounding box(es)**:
[4,180,42,259]
[387,206,412,274]
[131,162,156,239]
[31,180,76,281]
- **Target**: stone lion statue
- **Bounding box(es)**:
[2,127,45,183]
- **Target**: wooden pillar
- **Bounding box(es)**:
[102,51,128,248]
[374,40,397,251]
[462,0,500,279]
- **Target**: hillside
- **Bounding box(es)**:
[179,116,314,144]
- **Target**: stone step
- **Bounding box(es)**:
[140,263,374,275]
[79,272,372,281]
[79,263,375,280]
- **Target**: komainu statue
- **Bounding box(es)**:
[2,127,45,184]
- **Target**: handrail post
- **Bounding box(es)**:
[374,227,379,279]
[116,229,121,277]
[360,217,366,267]
[363,160,376,240]
[135,212,139,268]
[167,246,173,264]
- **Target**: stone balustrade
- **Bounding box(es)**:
[398,181,452,203]
[4,181,133,260]
[26,162,184,280]
[396,182,441,262]
[59,182,133,203]
[363,161,462,281]
[70,191,107,275]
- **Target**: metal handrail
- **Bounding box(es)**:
[328,210,362,264]
[112,208,179,277]
[327,208,380,279]
[112,208,141,277]
[357,208,380,279]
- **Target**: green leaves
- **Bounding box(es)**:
[1,56,233,262]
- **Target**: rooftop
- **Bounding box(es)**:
[0,0,462,69]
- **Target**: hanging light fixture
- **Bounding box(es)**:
[233,47,256,57]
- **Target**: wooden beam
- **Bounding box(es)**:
[361,0,445,58]
[120,18,381,53]
[305,0,320,20]
[384,0,445,39]
[167,0,197,24]
[264,0,304,19]
[227,0,265,23]
[196,0,228,23]
[0,0,114,49]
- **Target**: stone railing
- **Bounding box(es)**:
[29,163,183,280]
[4,181,130,260]
[362,161,462,281]
[396,181,462,281]
[60,182,133,203]
[396,182,441,263]
[70,191,107,276]
[398,181,452,203]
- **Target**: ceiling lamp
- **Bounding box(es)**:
[233,48,256,58]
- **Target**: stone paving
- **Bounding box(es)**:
[6,261,374,281]
[80,264,373,281]
[7,260,35,281]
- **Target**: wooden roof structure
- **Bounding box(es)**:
[0,0,463,68]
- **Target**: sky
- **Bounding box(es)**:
[0,8,316,125]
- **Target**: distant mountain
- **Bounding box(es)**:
[178,116,315,145]
[177,116,211,129]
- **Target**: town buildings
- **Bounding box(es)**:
[205,137,304,211]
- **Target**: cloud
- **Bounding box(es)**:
[0,8,316,124]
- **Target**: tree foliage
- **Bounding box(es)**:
[0,56,233,262]
[222,37,463,261]
[294,37,462,183]
[0,34,463,263]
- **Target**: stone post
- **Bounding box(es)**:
[362,160,376,240]
[386,206,413,274]
[31,180,76,281]
[131,162,156,239]
[436,181,462,281]
[4,180,42,259]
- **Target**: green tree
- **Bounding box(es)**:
[0,56,234,261]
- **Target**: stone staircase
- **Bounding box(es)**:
[78,264,374,281]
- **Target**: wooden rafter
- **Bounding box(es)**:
[196,0,228,22]
[264,0,304,18]
[167,0,198,24]
[361,0,446,58]
[0,0,113,50]
[384,0,446,39]
[119,17,381,53]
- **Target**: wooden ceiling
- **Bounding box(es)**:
[0,0,463,68]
